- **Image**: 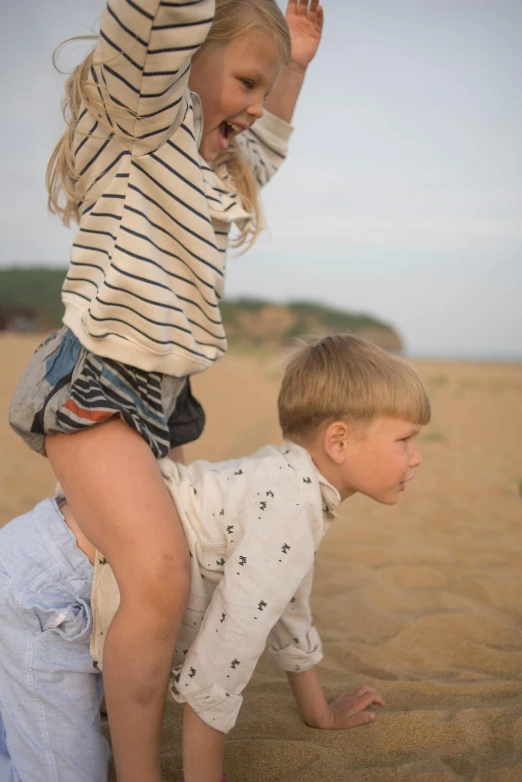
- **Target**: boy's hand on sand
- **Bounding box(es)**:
[321,686,385,729]
[286,0,324,71]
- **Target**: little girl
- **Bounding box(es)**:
[8,1,324,779]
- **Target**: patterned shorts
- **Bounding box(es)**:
[9,326,205,458]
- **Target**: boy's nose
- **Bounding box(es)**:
[409,444,423,468]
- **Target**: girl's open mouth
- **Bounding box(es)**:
[218,121,244,149]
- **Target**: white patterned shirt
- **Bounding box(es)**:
[90,441,341,732]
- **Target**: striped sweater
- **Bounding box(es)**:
[62,0,292,376]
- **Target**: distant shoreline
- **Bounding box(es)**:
[407,350,522,365]
[1,331,520,367]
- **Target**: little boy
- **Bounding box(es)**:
[0,335,430,782]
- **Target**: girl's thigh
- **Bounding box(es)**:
[45,419,190,598]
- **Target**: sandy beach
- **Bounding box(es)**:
[1,333,521,781]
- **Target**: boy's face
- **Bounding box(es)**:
[340,417,423,505]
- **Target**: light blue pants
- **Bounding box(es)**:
[0,498,109,782]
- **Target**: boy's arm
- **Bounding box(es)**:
[267,567,323,672]
[268,571,385,727]
[264,0,324,123]
[182,704,225,782]
[287,667,386,729]
[171,501,317,734]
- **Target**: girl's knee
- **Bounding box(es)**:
[120,559,190,619]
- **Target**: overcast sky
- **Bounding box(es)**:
[2,0,521,358]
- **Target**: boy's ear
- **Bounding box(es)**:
[323,420,350,465]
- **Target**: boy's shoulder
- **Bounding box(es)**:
[192,441,315,495]
[162,441,321,512]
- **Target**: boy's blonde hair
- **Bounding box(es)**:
[278,334,431,442]
[46,0,291,250]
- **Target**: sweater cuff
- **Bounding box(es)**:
[252,110,294,150]
[268,627,323,672]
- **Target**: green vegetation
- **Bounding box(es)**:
[220,297,401,349]
[0,267,401,350]
[220,297,386,333]
[287,300,386,333]
[0,266,66,329]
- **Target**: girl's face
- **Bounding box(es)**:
[189,30,284,162]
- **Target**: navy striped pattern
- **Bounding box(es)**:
[62,0,293,377]
[55,352,192,456]
[9,325,205,457]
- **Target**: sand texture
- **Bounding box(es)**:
[1,334,521,781]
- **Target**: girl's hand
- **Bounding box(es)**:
[285,0,324,72]
[320,686,385,730]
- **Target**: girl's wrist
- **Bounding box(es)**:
[287,61,307,77]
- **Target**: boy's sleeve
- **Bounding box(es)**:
[92,0,215,153]
[267,568,323,672]
[171,500,316,733]
[235,111,294,188]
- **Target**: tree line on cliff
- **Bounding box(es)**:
[0,267,402,351]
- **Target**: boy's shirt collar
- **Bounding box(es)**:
[282,439,341,518]
[318,475,341,518]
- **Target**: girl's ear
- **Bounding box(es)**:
[323,421,349,465]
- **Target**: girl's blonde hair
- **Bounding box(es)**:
[46,0,291,250]
[278,334,432,443]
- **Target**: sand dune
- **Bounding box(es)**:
[1,334,521,781]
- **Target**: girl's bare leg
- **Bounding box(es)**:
[46,418,190,782]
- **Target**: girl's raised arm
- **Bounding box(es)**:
[236,110,294,189]
[264,0,324,123]
[93,0,215,152]
[234,0,324,189]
